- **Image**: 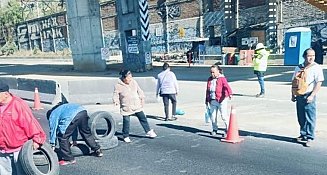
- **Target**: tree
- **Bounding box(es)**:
[0,0,23,55]
[0,0,23,27]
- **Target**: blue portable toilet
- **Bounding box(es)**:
[284,27,311,65]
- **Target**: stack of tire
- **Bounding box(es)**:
[71,111,118,156]
[19,140,60,175]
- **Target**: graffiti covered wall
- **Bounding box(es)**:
[150,17,200,54]
[15,12,69,52]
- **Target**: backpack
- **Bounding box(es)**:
[292,63,315,96]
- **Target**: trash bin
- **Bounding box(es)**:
[284,27,311,65]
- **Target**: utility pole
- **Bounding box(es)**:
[236,0,239,29]
[165,2,170,56]
[276,0,283,54]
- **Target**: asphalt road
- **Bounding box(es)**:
[33,107,327,175]
[2,59,327,175]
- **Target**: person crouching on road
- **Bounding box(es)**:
[0,81,46,175]
[113,70,157,143]
[47,102,103,166]
[205,65,233,137]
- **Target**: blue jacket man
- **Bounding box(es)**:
[47,103,103,165]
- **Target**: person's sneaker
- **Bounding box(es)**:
[123,137,132,143]
[256,93,265,98]
[304,139,313,147]
[146,129,157,138]
[210,130,217,136]
[165,116,177,121]
[59,159,76,166]
[295,136,307,143]
[95,149,103,157]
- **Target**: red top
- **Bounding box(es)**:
[0,94,46,153]
[206,76,233,103]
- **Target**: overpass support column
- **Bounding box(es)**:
[66,0,106,71]
[116,0,152,72]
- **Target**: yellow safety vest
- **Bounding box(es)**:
[253,49,269,71]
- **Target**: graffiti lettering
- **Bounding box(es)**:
[17,25,28,42]
[16,13,68,52]
[168,5,181,18]
[157,3,181,19]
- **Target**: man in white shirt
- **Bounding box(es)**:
[291,48,324,147]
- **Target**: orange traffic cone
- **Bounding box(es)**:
[33,87,43,110]
[221,105,244,143]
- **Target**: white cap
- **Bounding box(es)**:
[255,43,265,50]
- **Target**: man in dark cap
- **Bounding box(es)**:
[0,81,46,174]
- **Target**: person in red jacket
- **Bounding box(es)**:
[205,65,233,137]
[0,81,46,175]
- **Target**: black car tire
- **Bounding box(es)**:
[18,140,60,175]
[96,136,118,150]
[89,111,116,140]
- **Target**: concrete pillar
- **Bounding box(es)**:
[116,0,152,72]
[66,0,106,71]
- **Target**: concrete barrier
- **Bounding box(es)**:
[1,77,60,104]
[57,78,117,105]
[1,76,158,105]
[58,77,158,105]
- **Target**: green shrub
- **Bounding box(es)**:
[0,42,17,55]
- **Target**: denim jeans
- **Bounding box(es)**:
[122,111,151,138]
[256,73,265,94]
[208,99,229,131]
[296,93,317,140]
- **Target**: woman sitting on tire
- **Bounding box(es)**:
[47,103,103,166]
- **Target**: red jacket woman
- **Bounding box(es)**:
[206,75,232,103]
[205,65,232,136]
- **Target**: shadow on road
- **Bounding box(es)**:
[156,123,302,145]
[147,115,166,121]
[233,93,257,97]
[239,130,300,145]
[156,123,210,135]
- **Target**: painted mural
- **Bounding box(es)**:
[150,17,200,54]
[15,12,69,52]
[310,23,327,43]
[102,30,121,56]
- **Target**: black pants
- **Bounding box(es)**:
[162,94,177,119]
[58,110,100,161]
